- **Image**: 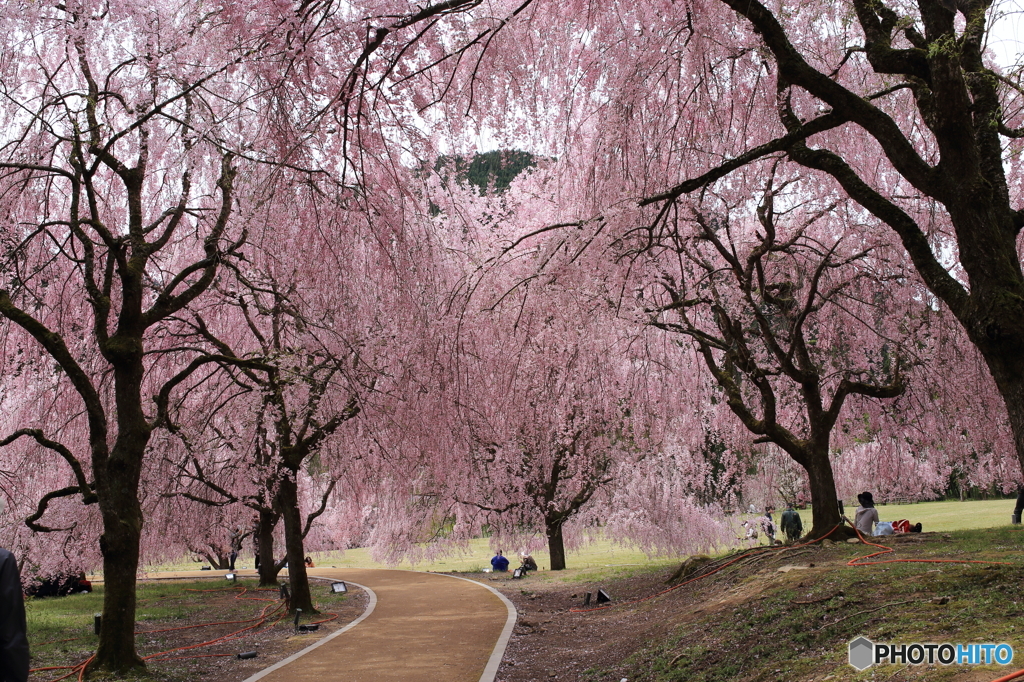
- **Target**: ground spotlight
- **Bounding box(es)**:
[331,581,347,593]
[225,573,236,582]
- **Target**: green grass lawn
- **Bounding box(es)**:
[143,536,669,574]
[145,498,1021,576]
[314,498,1021,570]
[308,536,670,572]
[26,579,353,681]
[870,497,1016,532]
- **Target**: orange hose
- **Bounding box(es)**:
[143,600,284,661]
[76,656,93,682]
[44,670,78,682]
[990,669,1024,682]
[34,637,85,647]
[41,653,92,682]
[138,616,263,635]
[311,612,339,625]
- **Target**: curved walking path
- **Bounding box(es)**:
[141,568,515,682]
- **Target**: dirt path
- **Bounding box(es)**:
[227,568,516,682]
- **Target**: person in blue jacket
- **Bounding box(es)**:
[490,550,510,572]
[1,546,29,682]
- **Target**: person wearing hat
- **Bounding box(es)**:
[854,492,879,536]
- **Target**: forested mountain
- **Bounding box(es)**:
[435,150,537,194]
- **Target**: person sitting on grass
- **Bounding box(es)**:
[490,550,510,572]
[854,491,879,536]
[520,553,538,572]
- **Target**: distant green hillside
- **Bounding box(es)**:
[435,149,537,194]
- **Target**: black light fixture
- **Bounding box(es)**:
[297,623,320,632]
[512,568,523,579]
[94,613,102,635]
[582,593,591,607]
[279,583,290,600]
[293,608,302,630]
[237,651,258,660]
[330,581,347,594]
[596,589,612,604]
[225,573,236,582]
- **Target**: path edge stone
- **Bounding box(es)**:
[238,580,378,682]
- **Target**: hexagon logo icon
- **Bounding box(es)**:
[849,636,875,671]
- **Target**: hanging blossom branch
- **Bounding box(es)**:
[0,429,98,532]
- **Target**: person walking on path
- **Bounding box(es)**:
[490,550,509,572]
[228,526,246,571]
[780,505,803,543]
[252,517,261,570]
[1,546,29,682]
[759,508,778,546]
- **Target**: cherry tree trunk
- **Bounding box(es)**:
[1005,386,1024,487]
[93,488,145,672]
[546,519,567,571]
[802,450,848,541]
[90,360,150,673]
[277,475,315,613]
[257,511,282,587]
[975,335,1024,483]
[206,554,230,570]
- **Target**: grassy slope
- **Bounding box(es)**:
[595,527,1024,681]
